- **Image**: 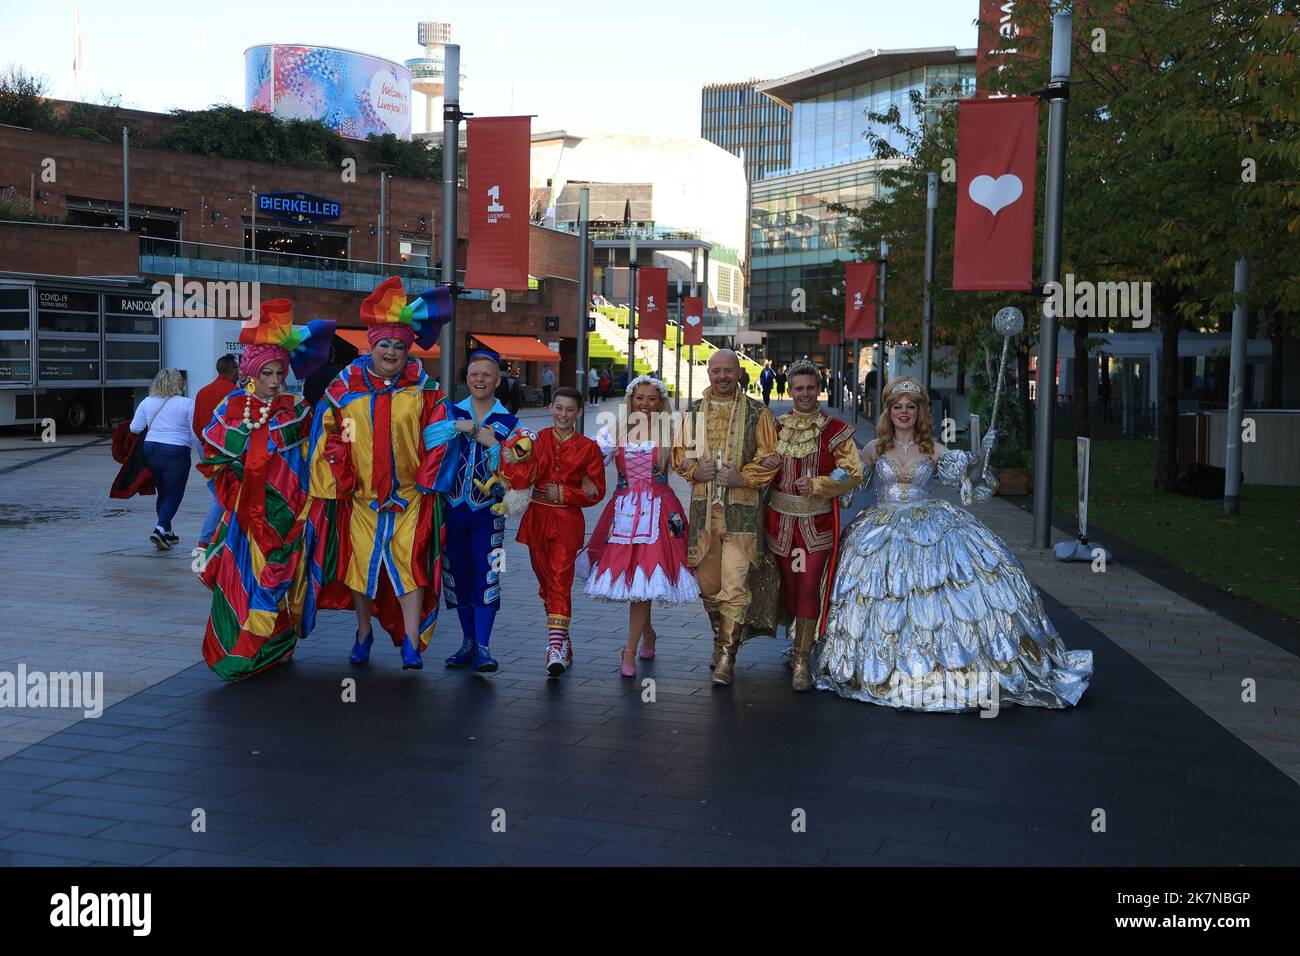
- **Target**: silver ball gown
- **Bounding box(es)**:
[813,452,1093,711]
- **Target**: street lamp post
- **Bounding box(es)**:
[438,43,463,398]
[876,237,889,418]
[922,173,938,391]
[1032,11,1073,549]
[575,186,591,430]
[627,233,638,387]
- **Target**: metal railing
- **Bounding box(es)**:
[1049,399,1159,440]
[138,237,543,301]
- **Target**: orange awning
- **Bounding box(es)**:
[471,333,560,362]
[337,328,440,359]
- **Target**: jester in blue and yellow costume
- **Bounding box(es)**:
[417,346,533,673]
[197,299,335,680]
[306,276,453,670]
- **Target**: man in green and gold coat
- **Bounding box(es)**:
[673,349,779,686]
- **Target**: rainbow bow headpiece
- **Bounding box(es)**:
[238,299,336,379]
[360,276,454,351]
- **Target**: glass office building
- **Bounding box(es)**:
[749,48,976,365]
[701,80,792,183]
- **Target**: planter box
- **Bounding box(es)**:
[996,467,1032,496]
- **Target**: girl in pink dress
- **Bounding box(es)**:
[579,375,699,676]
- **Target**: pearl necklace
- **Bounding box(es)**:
[243,395,273,431]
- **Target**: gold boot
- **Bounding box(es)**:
[707,609,724,669]
[712,617,742,687]
[791,617,817,692]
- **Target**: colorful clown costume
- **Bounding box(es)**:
[419,395,530,670]
[196,300,334,680]
[307,355,450,650]
[198,392,317,679]
[501,425,606,673]
[304,275,455,658]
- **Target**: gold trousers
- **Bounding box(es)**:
[695,506,755,623]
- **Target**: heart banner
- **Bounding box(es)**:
[953,96,1039,291]
[637,267,668,341]
[844,261,878,339]
[681,295,703,345]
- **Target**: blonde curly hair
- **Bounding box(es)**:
[149,368,188,398]
[875,376,934,456]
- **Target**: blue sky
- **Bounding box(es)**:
[5,0,979,138]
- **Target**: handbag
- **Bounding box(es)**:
[109,397,171,499]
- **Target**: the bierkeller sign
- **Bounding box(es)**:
[257,192,342,224]
[465,116,532,292]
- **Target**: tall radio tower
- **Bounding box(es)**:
[405,21,463,136]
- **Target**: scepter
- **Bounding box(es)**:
[980,306,1025,486]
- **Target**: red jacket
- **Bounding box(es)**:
[194,376,239,440]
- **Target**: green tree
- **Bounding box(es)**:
[0,64,56,130]
[826,85,1028,418]
[992,0,1300,490]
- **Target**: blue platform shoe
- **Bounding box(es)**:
[401,635,423,670]
[349,630,374,666]
[471,642,498,674]
[445,637,476,668]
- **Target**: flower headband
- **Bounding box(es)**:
[625,374,670,399]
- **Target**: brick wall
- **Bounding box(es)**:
[1,120,594,386]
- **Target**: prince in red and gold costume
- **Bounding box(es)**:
[763,360,862,692]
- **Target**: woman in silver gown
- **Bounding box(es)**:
[813,377,1092,711]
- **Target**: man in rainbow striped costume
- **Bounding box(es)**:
[307,277,453,671]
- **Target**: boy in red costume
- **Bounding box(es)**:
[503,387,606,676]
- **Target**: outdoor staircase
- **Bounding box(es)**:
[588,304,762,403]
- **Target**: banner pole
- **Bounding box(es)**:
[576,185,591,431]
[1032,11,1072,549]
[627,234,638,386]
[439,44,462,398]
[922,172,938,391]
[1224,256,1251,515]
[877,239,888,419]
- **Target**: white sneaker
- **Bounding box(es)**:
[546,641,567,678]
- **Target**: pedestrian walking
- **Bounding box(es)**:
[541,365,555,406]
[129,369,199,550]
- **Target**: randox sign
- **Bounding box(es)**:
[257,191,342,224]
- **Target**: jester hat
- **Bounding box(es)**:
[360,276,453,351]
[238,299,336,380]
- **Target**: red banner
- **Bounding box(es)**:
[681,296,704,345]
[952,97,1038,291]
[637,267,667,341]
[818,327,842,346]
[465,116,531,291]
[844,261,877,339]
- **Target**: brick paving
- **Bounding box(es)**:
[0,400,1297,866]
